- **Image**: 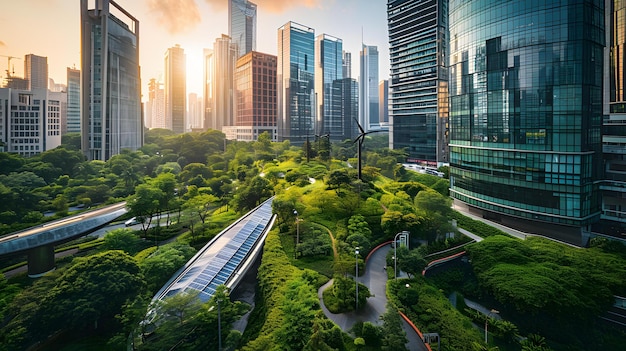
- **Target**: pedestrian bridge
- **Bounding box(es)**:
[0,202,127,277]
[153,197,275,303]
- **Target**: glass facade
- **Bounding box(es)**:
[315,34,344,137]
[165,45,186,134]
[448,0,604,228]
[387,0,449,166]
[277,22,315,144]
[359,45,380,130]
[81,0,142,161]
[600,0,626,231]
[229,0,257,58]
[66,67,80,133]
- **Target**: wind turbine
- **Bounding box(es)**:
[353,118,380,180]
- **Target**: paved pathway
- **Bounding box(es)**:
[318,244,428,351]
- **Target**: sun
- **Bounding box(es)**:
[185,46,206,95]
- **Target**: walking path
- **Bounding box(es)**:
[318,243,428,351]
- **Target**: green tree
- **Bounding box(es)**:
[275,278,320,351]
[380,306,408,351]
[103,228,143,254]
[139,243,196,293]
[40,146,85,176]
[41,251,145,332]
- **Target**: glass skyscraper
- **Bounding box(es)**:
[448,0,604,240]
[600,0,626,234]
[66,67,80,133]
[229,0,257,59]
[80,0,142,161]
[277,22,315,144]
[165,45,186,134]
[315,34,343,137]
[387,0,449,166]
[359,44,380,130]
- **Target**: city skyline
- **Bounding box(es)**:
[0,0,389,101]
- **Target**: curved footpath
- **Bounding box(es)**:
[318,243,429,351]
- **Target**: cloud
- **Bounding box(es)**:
[204,0,325,14]
[147,0,202,34]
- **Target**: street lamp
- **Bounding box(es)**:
[355,247,359,311]
[394,231,410,279]
[217,299,223,351]
[293,210,299,258]
[484,309,499,344]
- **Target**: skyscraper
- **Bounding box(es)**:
[315,34,343,136]
[188,93,203,130]
[387,0,448,166]
[233,51,277,141]
[210,35,238,132]
[66,67,80,134]
[203,48,214,131]
[165,45,186,134]
[80,0,142,161]
[343,50,352,79]
[379,79,388,125]
[24,54,48,90]
[359,44,379,130]
[229,0,257,58]
[448,0,604,243]
[277,21,315,144]
[600,0,626,236]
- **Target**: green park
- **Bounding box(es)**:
[1,129,626,350]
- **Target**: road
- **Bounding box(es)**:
[319,244,428,351]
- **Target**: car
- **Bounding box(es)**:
[125,216,142,226]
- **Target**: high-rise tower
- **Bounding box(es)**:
[80,0,142,161]
[315,34,343,137]
[387,0,449,166]
[277,22,315,144]
[229,0,257,58]
[24,54,48,90]
[448,0,604,243]
[66,67,80,133]
[165,45,186,134]
[359,44,379,130]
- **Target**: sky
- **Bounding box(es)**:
[0,0,390,102]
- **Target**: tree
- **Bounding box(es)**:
[185,193,218,224]
[397,247,427,279]
[326,169,352,192]
[275,278,320,351]
[127,183,164,236]
[103,228,143,254]
[139,243,196,293]
[233,175,271,212]
[40,251,145,332]
[40,146,85,176]
[380,306,408,351]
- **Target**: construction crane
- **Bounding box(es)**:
[0,54,21,79]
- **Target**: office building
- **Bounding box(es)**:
[277,21,315,144]
[165,45,186,134]
[315,34,343,137]
[66,67,80,133]
[24,54,48,90]
[359,44,379,130]
[229,0,257,58]
[231,51,277,141]
[0,88,62,156]
[379,79,389,125]
[203,48,214,131]
[343,50,352,79]
[80,0,142,161]
[208,35,237,132]
[447,0,604,242]
[188,93,203,130]
[336,77,359,142]
[599,0,626,236]
[387,0,448,166]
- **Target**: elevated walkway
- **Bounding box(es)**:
[154,197,275,303]
[0,202,127,276]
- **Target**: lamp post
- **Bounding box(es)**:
[393,231,409,279]
[355,247,359,311]
[293,210,299,258]
[217,299,222,351]
[484,309,499,344]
